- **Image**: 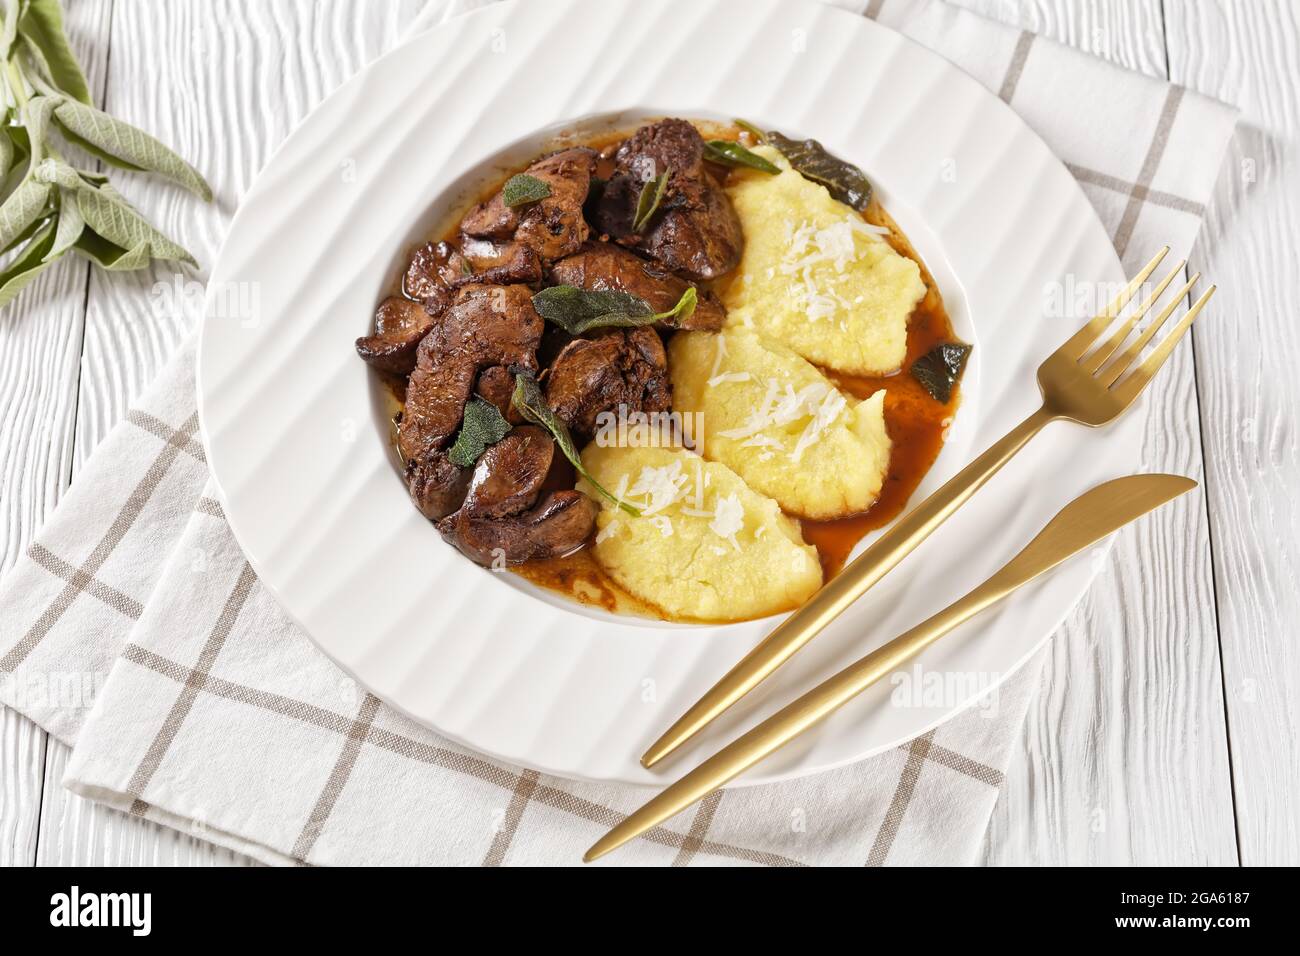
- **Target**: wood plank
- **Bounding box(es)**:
[950,0,1236,865]
[9,0,1251,866]
[34,0,426,867]
[0,0,114,868]
[1165,0,1300,866]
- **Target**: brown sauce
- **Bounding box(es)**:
[383,121,961,620]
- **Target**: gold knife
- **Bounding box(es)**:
[586,473,1195,862]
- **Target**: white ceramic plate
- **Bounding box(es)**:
[198,0,1133,785]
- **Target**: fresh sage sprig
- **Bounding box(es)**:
[531,284,696,335]
[703,139,779,174]
[511,371,639,517]
[501,172,550,207]
[447,396,512,468]
[0,0,212,308]
[631,168,668,232]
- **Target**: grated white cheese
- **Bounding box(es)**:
[739,433,782,450]
[709,493,746,551]
[649,515,674,538]
[790,388,849,463]
[775,215,889,324]
[716,378,841,443]
[707,333,729,382]
[624,461,690,516]
[707,371,752,388]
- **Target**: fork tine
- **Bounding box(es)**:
[1080,261,1184,374]
[1099,273,1200,386]
[1111,285,1217,403]
[1059,246,1170,360]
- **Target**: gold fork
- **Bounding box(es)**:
[588,473,1197,861]
[642,246,1215,768]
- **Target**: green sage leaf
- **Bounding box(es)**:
[910,342,972,404]
[17,1,94,104]
[501,173,550,207]
[2,0,21,57]
[0,128,14,182]
[766,130,872,211]
[1,210,52,255]
[75,185,196,265]
[511,371,639,517]
[72,229,151,271]
[702,139,779,174]
[447,396,512,468]
[531,284,696,335]
[22,94,58,164]
[732,118,766,144]
[0,216,57,309]
[32,155,87,190]
[52,98,212,200]
[46,185,84,259]
[631,168,669,233]
[0,177,53,251]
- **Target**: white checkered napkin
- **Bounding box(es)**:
[861,0,1238,273]
[0,345,208,747]
[1,0,1238,866]
[54,393,1036,866]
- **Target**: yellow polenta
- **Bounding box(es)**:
[722,145,925,376]
[669,327,890,520]
[579,444,822,622]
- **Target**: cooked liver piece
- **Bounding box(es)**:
[354,296,439,375]
[406,452,472,521]
[431,284,543,371]
[549,242,725,330]
[440,490,597,566]
[474,365,519,421]
[453,238,543,287]
[457,425,553,520]
[593,119,742,281]
[437,426,597,566]
[460,147,596,263]
[398,284,544,517]
[544,326,671,439]
[403,240,465,303]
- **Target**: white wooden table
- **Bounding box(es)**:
[1,0,1295,866]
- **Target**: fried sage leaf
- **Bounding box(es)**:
[447,395,512,468]
[531,284,696,335]
[632,168,669,232]
[766,130,872,211]
[511,372,640,516]
[702,139,779,174]
[501,172,551,207]
[910,342,972,404]
[733,118,767,144]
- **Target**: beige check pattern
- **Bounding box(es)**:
[0,0,1236,865]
